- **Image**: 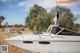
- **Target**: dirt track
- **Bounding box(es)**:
[0,28,38,53]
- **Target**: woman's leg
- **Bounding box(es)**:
[49,26,53,32]
[46,25,55,32]
[46,25,51,32]
[46,25,56,32]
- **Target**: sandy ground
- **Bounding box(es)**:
[0,28,39,53]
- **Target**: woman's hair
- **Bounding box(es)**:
[56,12,59,19]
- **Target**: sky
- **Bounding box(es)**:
[0,0,80,25]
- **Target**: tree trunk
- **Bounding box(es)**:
[0,21,1,27]
[33,25,37,33]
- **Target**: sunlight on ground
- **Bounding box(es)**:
[0,27,39,53]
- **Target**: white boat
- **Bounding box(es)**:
[6,27,80,53]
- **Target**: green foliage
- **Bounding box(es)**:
[0,16,5,27]
[73,24,80,32]
[25,4,51,32]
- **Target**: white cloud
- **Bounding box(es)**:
[0,0,9,2]
[7,4,17,7]
[17,0,57,12]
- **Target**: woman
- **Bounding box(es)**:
[46,12,60,33]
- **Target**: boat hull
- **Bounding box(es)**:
[6,39,80,53]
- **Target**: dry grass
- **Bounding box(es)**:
[0,28,38,53]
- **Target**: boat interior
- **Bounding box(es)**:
[51,27,80,35]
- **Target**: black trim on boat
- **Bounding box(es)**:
[39,41,50,44]
[23,41,33,43]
